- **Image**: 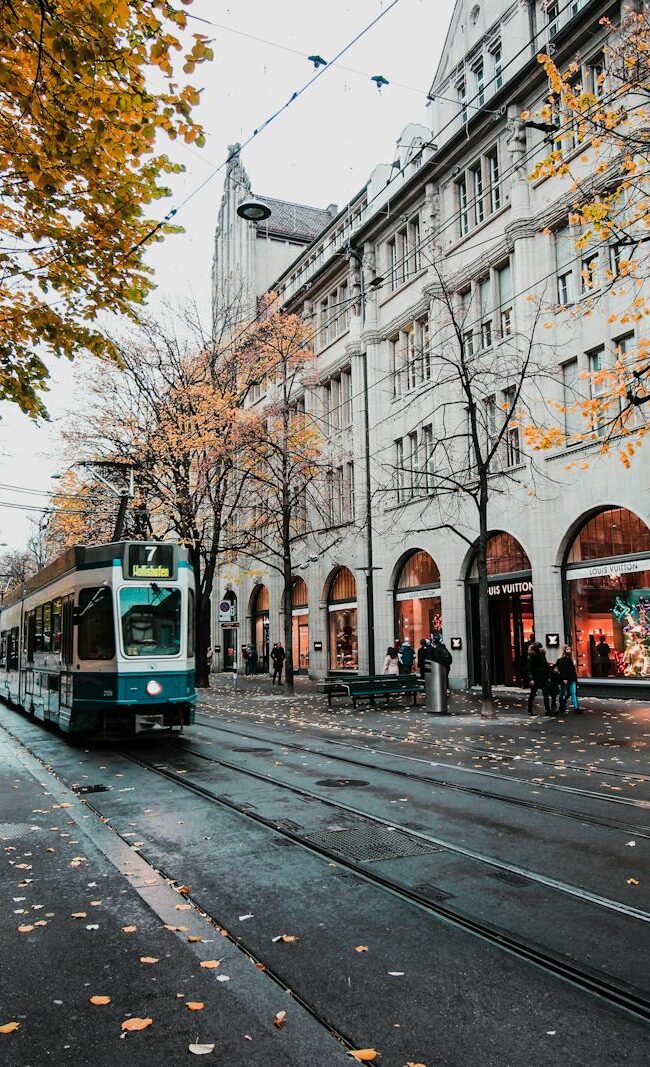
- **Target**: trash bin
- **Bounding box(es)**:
[424,660,448,715]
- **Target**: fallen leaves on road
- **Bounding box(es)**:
[405,1062,427,1066]
[121,1017,153,1032]
[627,878,640,886]
[272,934,298,943]
[69,857,87,867]
[140,957,159,965]
[0,1022,20,1034]
[17,924,34,933]
[200,960,221,969]
[90,996,111,1006]
[121,925,138,933]
[348,1051,378,1062]
[273,1010,287,1029]
[185,1002,204,1012]
[189,1043,215,1056]
[188,935,203,943]
[71,912,87,919]
[175,903,192,911]
[164,924,188,933]
[355,946,368,953]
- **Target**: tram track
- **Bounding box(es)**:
[197,701,650,784]
[193,715,650,839]
[120,745,650,1024]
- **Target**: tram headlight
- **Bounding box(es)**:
[146,679,163,697]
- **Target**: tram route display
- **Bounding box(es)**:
[0,541,196,736]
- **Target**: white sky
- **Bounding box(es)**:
[0,0,455,550]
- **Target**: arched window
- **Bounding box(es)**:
[564,508,650,681]
[394,551,442,660]
[291,576,308,609]
[486,532,530,576]
[291,577,309,673]
[327,568,357,671]
[468,532,533,687]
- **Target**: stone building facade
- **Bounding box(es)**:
[213,0,650,696]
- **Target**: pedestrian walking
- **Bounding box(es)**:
[249,645,258,675]
[548,662,561,715]
[527,642,551,715]
[242,644,252,675]
[417,638,434,678]
[271,642,286,685]
[398,639,415,674]
[382,646,400,675]
[556,645,581,713]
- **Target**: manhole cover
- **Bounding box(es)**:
[230,747,273,755]
[315,778,369,788]
[0,823,38,841]
[305,825,443,862]
[490,868,532,887]
[72,783,109,794]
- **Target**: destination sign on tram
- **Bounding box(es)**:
[126,543,175,580]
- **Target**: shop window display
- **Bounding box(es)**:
[290,577,309,672]
[394,551,442,664]
[327,568,358,671]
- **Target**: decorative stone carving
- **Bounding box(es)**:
[506,118,527,172]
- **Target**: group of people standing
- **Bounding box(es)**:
[382,636,453,682]
[526,643,580,716]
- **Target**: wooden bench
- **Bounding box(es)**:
[320,674,425,708]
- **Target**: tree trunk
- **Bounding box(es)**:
[476,478,493,705]
[282,541,294,693]
[195,593,211,689]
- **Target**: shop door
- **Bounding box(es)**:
[223,629,237,671]
[471,587,533,686]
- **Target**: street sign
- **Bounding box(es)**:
[221,621,240,629]
[450,637,462,651]
[313,641,323,652]
[546,633,560,649]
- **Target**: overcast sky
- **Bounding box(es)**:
[0,0,455,551]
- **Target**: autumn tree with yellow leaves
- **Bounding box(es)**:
[523,3,650,464]
[0,0,212,415]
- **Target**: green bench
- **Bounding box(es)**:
[320,674,425,708]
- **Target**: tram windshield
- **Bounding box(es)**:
[119,586,181,657]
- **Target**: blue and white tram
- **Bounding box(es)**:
[0,541,196,735]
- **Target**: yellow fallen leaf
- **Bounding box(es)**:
[355,946,368,953]
[33,920,48,927]
[71,912,87,919]
[122,925,138,933]
[273,1010,287,1028]
[121,1017,153,1032]
[272,934,297,943]
[187,936,203,943]
[189,1043,215,1055]
[176,884,191,894]
[627,878,640,886]
[348,1052,378,1063]
[90,996,111,1006]
[140,957,159,965]
[0,1022,20,1034]
[176,903,192,911]
[406,1062,428,1067]
[17,925,34,933]
[164,924,188,932]
[200,960,220,969]
[185,1002,204,1012]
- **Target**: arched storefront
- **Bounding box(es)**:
[563,507,650,681]
[250,585,269,672]
[220,590,238,671]
[468,532,534,686]
[291,577,309,674]
[327,567,358,672]
[394,551,442,656]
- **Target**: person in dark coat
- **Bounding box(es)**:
[527,643,551,715]
[271,643,285,685]
[595,635,611,677]
[417,638,434,678]
[547,662,561,715]
[430,636,453,686]
[398,640,415,674]
[556,645,580,713]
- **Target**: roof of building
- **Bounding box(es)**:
[255,196,337,241]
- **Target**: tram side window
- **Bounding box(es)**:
[52,598,62,653]
[26,612,35,663]
[42,601,52,653]
[34,604,44,652]
[78,587,116,660]
[62,599,74,665]
[8,627,19,670]
[0,631,6,668]
[188,588,195,658]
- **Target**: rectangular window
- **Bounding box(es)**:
[405,325,417,391]
[408,431,418,496]
[581,252,598,294]
[343,462,354,522]
[587,53,605,98]
[555,226,574,304]
[395,438,404,501]
[463,329,475,358]
[319,297,330,348]
[503,387,521,466]
[52,597,62,654]
[331,376,341,430]
[485,394,498,457]
[325,469,334,524]
[459,80,467,126]
[488,150,501,212]
[472,164,484,224]
[493,45,502,90]
[409,216,421,274]
[548,1,560,37]
[458,177,469,236]
[335,466,344,525]
[416,317,431,382]
[422,424,435,493]
[34,604,43,653]
[390,335,403,397]
[323,382,332,435]
[188,588,195,658]
[497,262,513,336]
[475,58,485,107]
[42,601,52,653]
[589,346,607,436]
[479,277,492,349]
[562,359,582,441]
[78,587,116,660]
[119,586,180,658]
[338,280,349,333]
[340,369,352,427]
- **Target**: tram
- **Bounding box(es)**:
[0,541,196,735]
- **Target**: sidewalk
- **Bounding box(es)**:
[0,724,350,1066]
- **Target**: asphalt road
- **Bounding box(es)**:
[1,690,649,1066]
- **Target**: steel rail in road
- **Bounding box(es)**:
[122,747,650,1023]
[197,701,650,784]
[193,716,650,839]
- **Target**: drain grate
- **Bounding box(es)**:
[0,823,38,841]
[72,783,109,795]
[230,747,273,755]
[304,824,444,863]
[490,868,532,887]
[315,778,369,788]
